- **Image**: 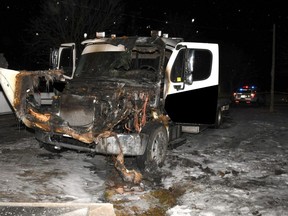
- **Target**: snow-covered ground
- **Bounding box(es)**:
[0,106,288,215]
[164,106,288,216]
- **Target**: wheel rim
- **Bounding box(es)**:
[217,110,222,126]
[150,130,167,164]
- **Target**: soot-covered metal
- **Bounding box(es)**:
[0,35,175,184]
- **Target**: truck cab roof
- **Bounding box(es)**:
[81,34,184,51]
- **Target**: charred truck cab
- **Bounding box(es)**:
[0,31,229,183]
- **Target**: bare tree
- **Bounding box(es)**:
[24,0,125,69]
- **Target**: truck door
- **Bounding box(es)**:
[164,42,219,125]
[57,43,76,80]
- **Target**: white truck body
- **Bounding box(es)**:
[0,90,13,114]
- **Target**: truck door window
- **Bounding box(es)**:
[171,49,212,82]
[192,49,212,81]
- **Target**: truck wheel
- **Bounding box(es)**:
[137,123,168,171]
[214,108,222,129]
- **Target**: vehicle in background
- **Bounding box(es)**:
[233,85,265,106]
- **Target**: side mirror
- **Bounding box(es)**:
[184,49,194,85]
[172,47,194,90]
[49,48,59,69]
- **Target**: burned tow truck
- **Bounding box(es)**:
[0,31,229,183]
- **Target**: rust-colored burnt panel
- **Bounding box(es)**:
[114,152,143,184]
[55,127,94,144]
[13,72,34,116]
[11,68,161,149]
[13,69,64,120]
[28,108,51,122]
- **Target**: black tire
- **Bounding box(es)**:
[136,123,168,171]
[214,108,222,129]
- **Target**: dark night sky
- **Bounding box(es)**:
[0,0,40,69]
[1,0,288,91]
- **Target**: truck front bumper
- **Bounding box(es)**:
[35,131,148,156]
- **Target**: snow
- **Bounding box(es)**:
[163,106,288,216]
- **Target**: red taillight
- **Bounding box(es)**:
[251,93,255,98]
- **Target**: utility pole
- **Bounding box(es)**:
[270,24,276,112]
